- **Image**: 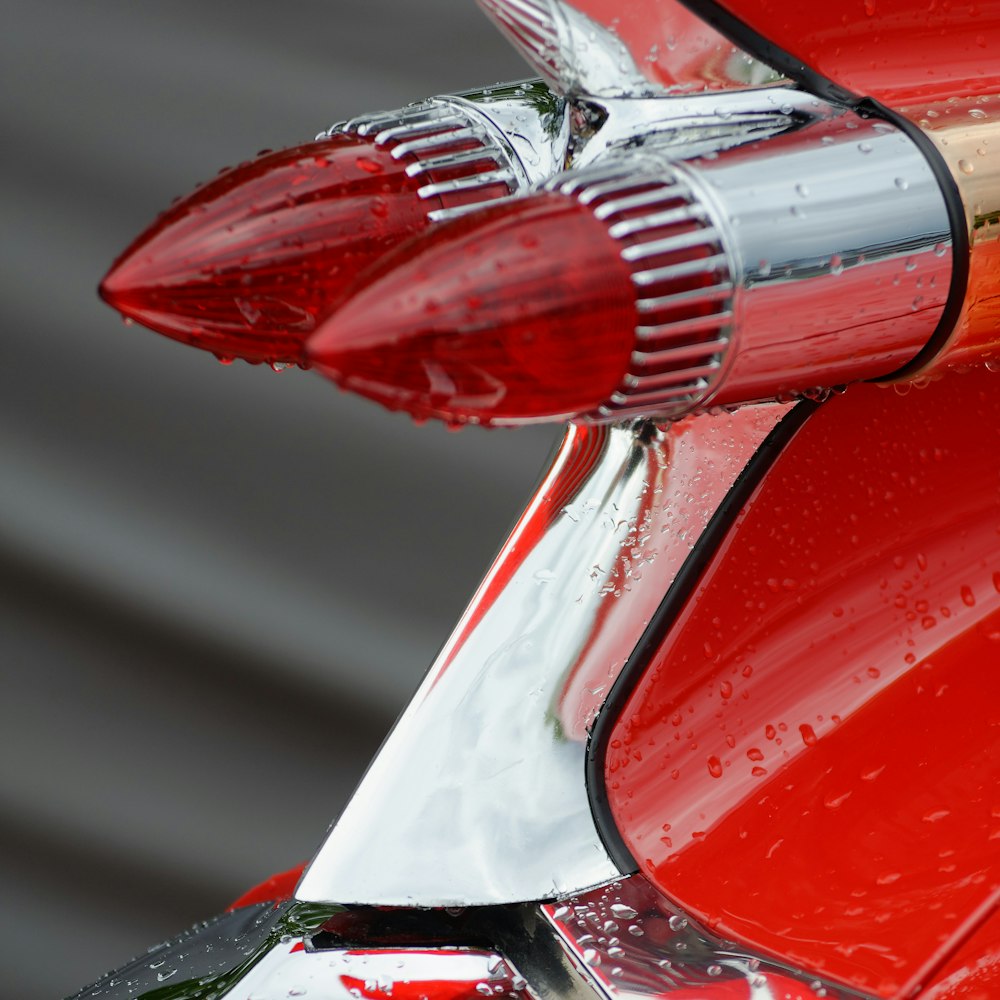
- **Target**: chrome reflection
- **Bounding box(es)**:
[321,80,570,222]
[220,941,534,1000]
[477,0,781,99]
[297,407,787,907]
[542,875,862,999]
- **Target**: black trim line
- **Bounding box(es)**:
[858,99,971,383]
[585,399,821,874]
[669,2,971,383]
[673,0,858,107]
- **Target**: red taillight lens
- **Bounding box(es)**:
[100,133,433,365]
[304,191,639,425]
[100,107,519,366]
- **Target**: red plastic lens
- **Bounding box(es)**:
[305,192,638,425]
[99,127,505,366]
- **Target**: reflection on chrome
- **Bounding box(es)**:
[543,875,859,999]
[476,0,781,99]
[220,941,534,1000]
[297,406,786,907]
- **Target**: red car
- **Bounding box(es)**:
[77,1,1000,998]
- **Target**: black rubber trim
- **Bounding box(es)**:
[585,399,821,874]
[669,1,971,383]
[857,99,971,382]
[672,0,859,107]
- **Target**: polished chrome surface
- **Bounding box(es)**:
[478,0,652,98]
[567,86,807,171]
[297,406,787,907]
[538,93,953,419]
[449,79,572,193]
[695,105,953,406]
[476,0,780,100]
[323,82,571,221]
[546,162,736,419]
[221,941,534,1000]
[542,875,863,999]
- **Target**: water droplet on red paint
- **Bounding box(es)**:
[867,667,881,679]
[961,585,976,606]
[751,766,768,777]
[719,681,733,699]
[799,724,817,747]
[824,790,852,809]
[747,747,764,761]
[707,756,723,778]
[355,156,384,174]
[765,724,777,740]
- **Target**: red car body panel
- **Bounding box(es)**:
[687,0,1000,106]
[604,367,1000,998]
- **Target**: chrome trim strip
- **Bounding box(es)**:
[221,941,537,1000]
[297,407,788,907]
[541,874,866,999]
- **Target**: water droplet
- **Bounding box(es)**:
[707,755,723,778]
[747,747,764,761]
[719,680,733,699]
[628,923,644,936]
[799,723,818,747]
[959,159,975,174]
[708,964,722,976]
[895,177,909,190]
[923,809,950,822]
[668,914,688,932]
[830,254,844,276]
[610,903,638,920]
[970,108,988,118]
[355,156,384,174]
[795,182,809,198]
[825,790,852,808]
[858,141,873,154]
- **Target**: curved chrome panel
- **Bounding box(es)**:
[540,94,954,419]
[221,942,533,1000]
[542,875,860,999]
[322,81,571,222]
[296,406,788,907]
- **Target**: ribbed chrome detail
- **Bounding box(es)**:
[333,100,521,221]
[546,162,734,420]
[477,0,562,89]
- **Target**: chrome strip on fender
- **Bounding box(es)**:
[297,406,787,907]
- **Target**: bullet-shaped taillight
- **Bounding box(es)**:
[307,105,957,425]
[100,84,565,365]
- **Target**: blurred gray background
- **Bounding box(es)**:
[0,3,557,996]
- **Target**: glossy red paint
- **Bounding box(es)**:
[682,0,1000,106]
[306,193,637,425]
[604,368,1000,998]
[921,906,1000,997]
[227,862,305,910]
[100,127,508,367]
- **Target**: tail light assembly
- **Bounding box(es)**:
[99,80,569,365]
[306,93,957,425]
[87,0,1000,999]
